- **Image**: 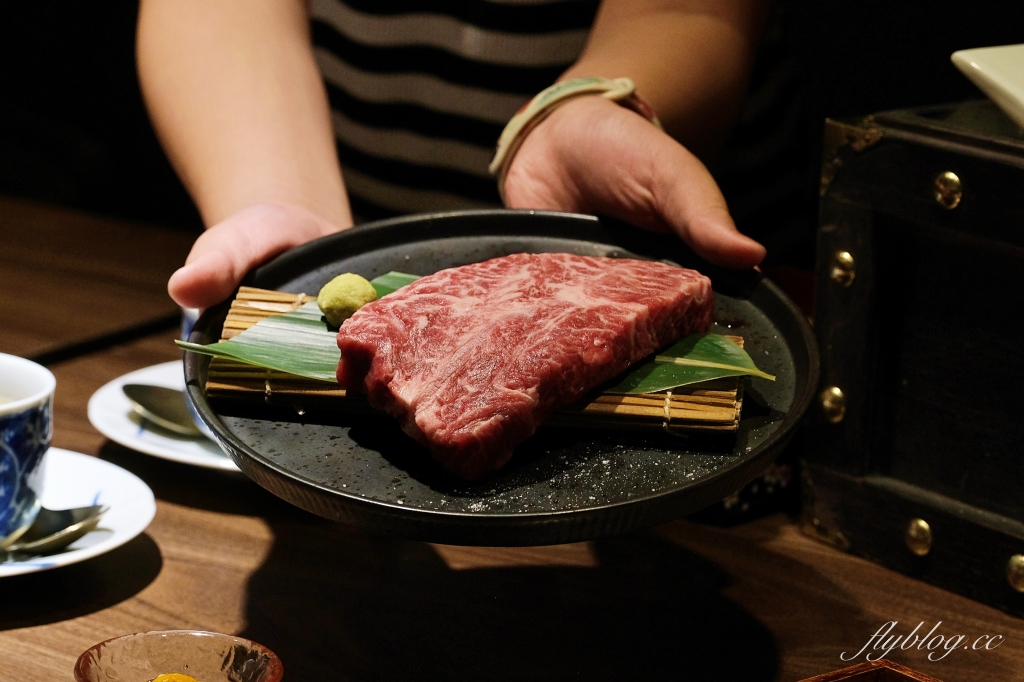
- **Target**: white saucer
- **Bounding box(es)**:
[88,361,239,472]
[952,44,1024,130]
[0,448,156,577]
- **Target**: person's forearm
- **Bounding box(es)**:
[561,0,769,159]
[137,0,351,229]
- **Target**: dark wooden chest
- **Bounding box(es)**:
[804,100,1024,615]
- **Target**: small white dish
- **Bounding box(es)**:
[0,448,156,577]
[88,361,238,472]
[952,44,1024,130]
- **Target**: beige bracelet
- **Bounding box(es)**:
[489,77,663,201]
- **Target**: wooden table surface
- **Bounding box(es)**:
[1,199,1021,682]
[0,197,192,361]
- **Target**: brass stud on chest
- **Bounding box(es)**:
[905,518,933,556]
[830,251,856,287]
[934,171,963,209]
[1007,555,1024,593]
[819,386,846,424]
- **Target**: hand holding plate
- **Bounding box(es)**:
[502,95,766,269]
[167,203,343,309]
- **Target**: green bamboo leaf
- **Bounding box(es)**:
[372,271,421,298]
[178,272,774,395]
[176,302,340,383]
[177,272,421,382]
[604,334,775,394]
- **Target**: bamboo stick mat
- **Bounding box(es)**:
[206,287,743,432]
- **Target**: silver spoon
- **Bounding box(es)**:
[0,505,107,560]
[122,383,204,436]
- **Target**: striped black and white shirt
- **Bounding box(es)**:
[310,0,810,265]
[310,0,599,219]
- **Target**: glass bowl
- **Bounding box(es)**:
[74,630,284,682]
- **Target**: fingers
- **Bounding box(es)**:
[650,142,767,269]
[167,249,238,310]
[167,203,339,309]
[673,205,767,269]
[504,96,766,270]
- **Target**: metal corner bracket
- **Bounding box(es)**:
[820,118,883,197]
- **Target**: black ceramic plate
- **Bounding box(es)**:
[185,210,818,546]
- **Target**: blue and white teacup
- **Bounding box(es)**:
[0,353,55,545]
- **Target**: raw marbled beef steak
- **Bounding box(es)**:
[336,253,714,480]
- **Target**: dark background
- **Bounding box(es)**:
[1,1,1022,233]
[0,1,200,230]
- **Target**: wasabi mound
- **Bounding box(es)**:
[317,273,377,327]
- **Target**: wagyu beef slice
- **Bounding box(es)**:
[336,253,714,480]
